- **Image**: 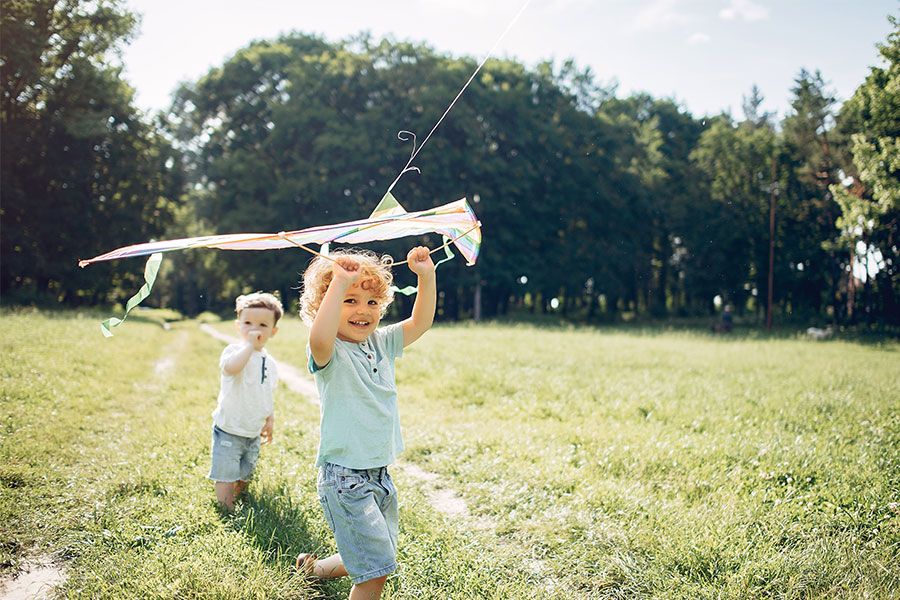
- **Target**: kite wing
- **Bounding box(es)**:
[80,194,481,336]
[79,195,480,267]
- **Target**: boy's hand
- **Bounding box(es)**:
[260,416,274,445]
[407,246,435,276]
[246,330,264,349]
[332,257,362,286]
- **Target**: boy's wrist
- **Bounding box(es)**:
[329,277,354,292]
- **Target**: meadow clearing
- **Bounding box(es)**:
[1,309,897,599]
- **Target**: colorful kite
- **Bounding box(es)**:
[79,193,481,336]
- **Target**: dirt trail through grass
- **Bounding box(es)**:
[199,323,561,593]
[0,330,190,600]
[1,314,569,597]
[199,324,490,524]
[0,558,66,600]
[10,314,893,597]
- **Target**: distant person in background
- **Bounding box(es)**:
[295,246,435,600]
[722,305,733,332]
[712,304,733,333]
[208,292,282,511]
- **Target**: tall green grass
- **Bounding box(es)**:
[270,320,900,599]
[2,311,897,598]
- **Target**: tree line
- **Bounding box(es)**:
[2,1,897,327]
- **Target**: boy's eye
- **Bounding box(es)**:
[345,298,356,304]
[368,300,378,305]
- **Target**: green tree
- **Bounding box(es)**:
[830,15,899,324]
[1,0,182,304]
[602,95,707,317]
[165,35,642,320]
[691,102,778,318]
[778,69,845,320]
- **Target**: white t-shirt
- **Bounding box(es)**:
[212,344,278,438]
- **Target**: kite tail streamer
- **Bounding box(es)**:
[100,253,163,337]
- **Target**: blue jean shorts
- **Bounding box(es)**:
[317,462,399,584]
[208,425,260,482]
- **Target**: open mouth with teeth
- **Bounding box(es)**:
[348,319,370,328]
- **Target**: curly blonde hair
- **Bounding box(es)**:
[235,291,284,324]
[298,249,395,326]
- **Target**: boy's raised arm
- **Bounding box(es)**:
[402,246,436,347]
[222,340,256,375]
[309,258,359,367]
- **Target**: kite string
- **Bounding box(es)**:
[277,221,481,267]
[385,0,532,194]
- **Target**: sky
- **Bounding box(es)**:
[121,0,896,119]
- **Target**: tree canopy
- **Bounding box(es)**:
[1,0,182,304]
[3,3,897,328]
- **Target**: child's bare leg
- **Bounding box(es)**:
[297,553,348,579]
[317,553,348,579]
[349,575,387,600]
[214,481,235,510]
[234,480,248,498]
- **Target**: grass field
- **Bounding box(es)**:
[1,309,898,599]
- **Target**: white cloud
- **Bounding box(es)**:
[631,0,692,32]
[687,32,711,44]
[719,0,769,22]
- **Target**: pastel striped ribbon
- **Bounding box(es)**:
[101,252,163,337]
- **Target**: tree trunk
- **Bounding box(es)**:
[473,281,482,322]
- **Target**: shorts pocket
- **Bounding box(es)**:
[337,474,366,493]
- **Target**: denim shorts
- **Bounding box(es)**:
[208,425,260,482]
[317,462,399,584]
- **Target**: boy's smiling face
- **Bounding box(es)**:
[337,281,384,343]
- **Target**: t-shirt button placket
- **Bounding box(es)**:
[364,346,378,374]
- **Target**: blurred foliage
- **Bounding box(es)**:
[2,4,897,327]
[1,0,183,305]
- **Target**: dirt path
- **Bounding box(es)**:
[1,333,190,600]
[199,324,557,590]
[199,324,493,524]
[0,558,66,600]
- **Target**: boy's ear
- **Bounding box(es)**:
[271,326,279,337]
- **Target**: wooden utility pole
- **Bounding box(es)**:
[766,157,777,331]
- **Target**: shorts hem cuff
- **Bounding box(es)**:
[350,563,396,584]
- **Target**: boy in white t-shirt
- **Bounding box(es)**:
[209,292,283,510]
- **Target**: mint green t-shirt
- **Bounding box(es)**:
[308,323,405,469]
